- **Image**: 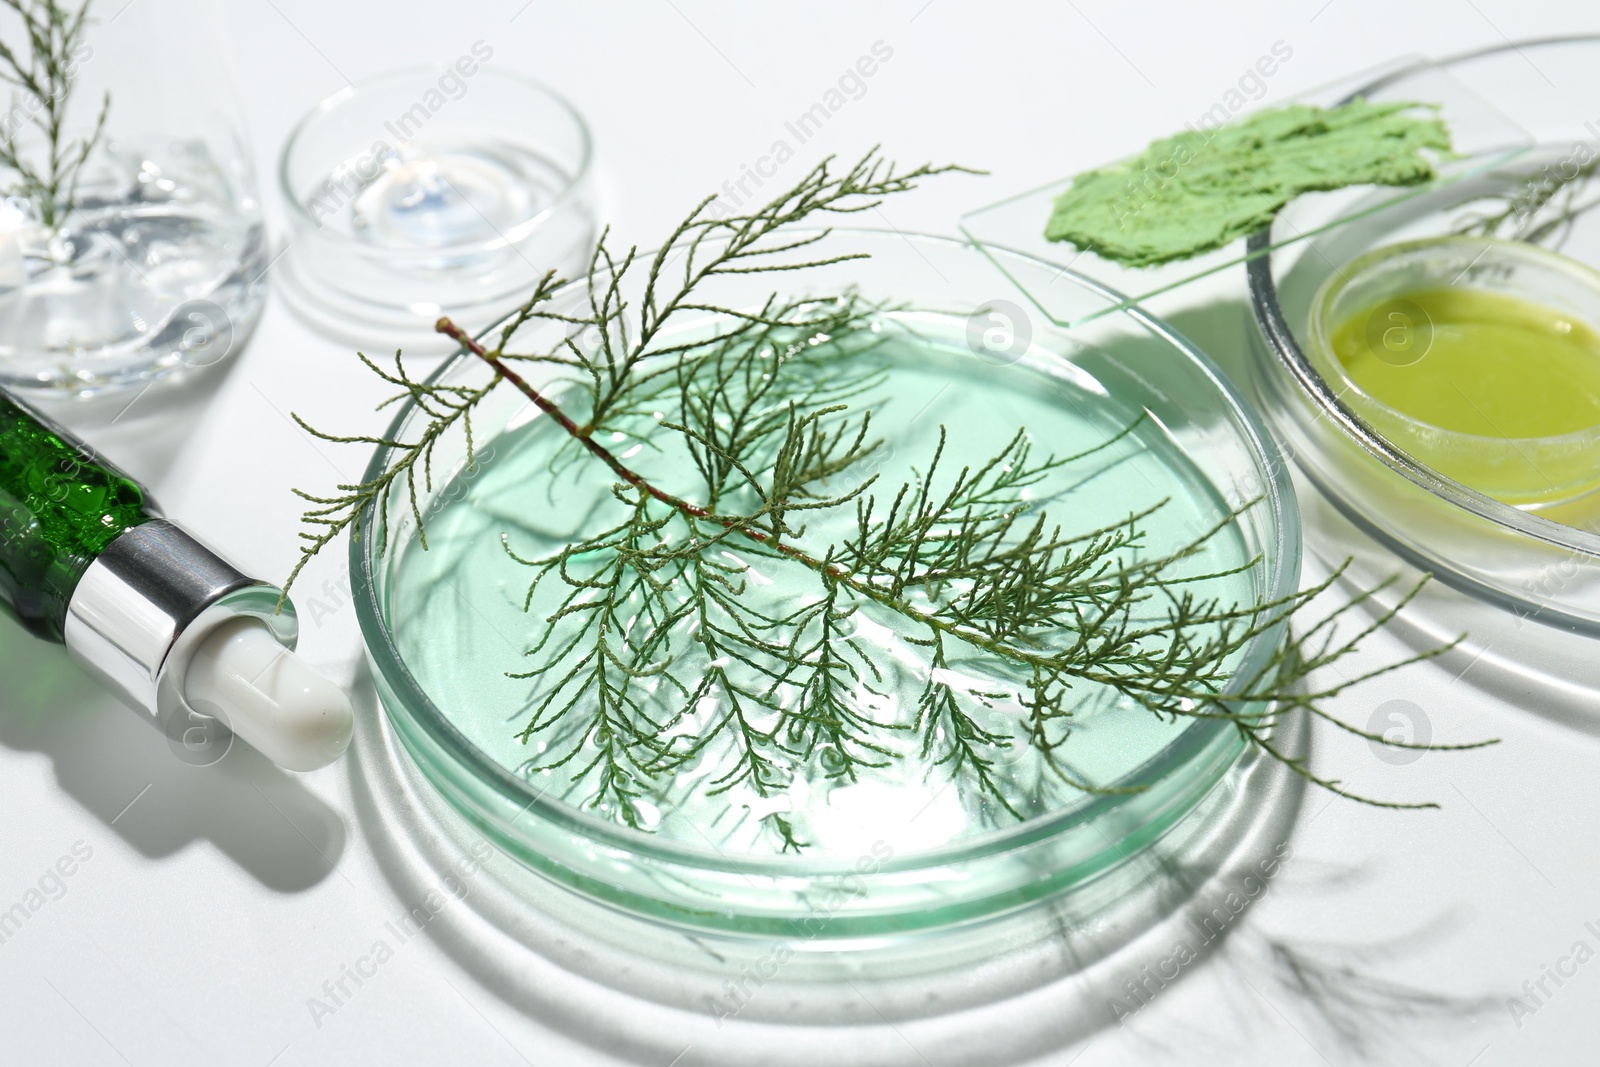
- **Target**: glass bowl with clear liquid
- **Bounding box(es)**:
[0,1,266,395]
[352,230,1299,938]
[278,67,595,347]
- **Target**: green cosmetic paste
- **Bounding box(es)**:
[1044,100,1453,267]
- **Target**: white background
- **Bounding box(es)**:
[3,1,1600,1064]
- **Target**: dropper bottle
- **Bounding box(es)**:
[0,385,352,771]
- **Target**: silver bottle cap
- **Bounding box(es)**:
[62,519,298,743]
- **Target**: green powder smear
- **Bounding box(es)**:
[1044,100,1453,267]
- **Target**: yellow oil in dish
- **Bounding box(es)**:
[1328,287,1600,506]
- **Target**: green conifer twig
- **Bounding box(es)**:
[0,0,108,230]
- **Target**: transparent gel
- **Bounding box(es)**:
[385,322,1254,860]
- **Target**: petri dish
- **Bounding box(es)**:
[1248,35,1600,633]
[352,229,1299,938]
[277,67,596,347]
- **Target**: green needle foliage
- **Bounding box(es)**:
[1455,155,1600,249]
[0,0,108,231]
[290,150,1493,849]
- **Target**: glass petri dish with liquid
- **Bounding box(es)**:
[277,67,596,347]
[351,230,1301,938]
[1248,35,1600,635]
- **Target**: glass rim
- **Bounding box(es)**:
[277,65,595,254]
[1308,234,1600,450]
[349,228,1302,877]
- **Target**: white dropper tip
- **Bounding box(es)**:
[183,617,354,771]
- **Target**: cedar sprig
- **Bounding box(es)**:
[1455,156,1600,248]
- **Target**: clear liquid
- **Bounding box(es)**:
[387,323,1257,858]
[315,137,571,268]
[0,139,266,393]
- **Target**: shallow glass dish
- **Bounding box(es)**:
[277,67,595,347]
[352,230,1299,938]
[1248,36,1600,633]
[1307,235,1600,506]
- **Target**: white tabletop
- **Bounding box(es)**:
[3,2,1597,1064]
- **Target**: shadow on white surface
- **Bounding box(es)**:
[0,631,347,892]
[1301,485,1600,736]
[339,652,1497,1066]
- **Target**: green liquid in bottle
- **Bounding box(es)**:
[0,391,155,639]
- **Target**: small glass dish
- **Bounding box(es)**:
[1247,36,1600,633]
[277,67,595,346]
[1306,235,1600,506]
[350,229,1300,939]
